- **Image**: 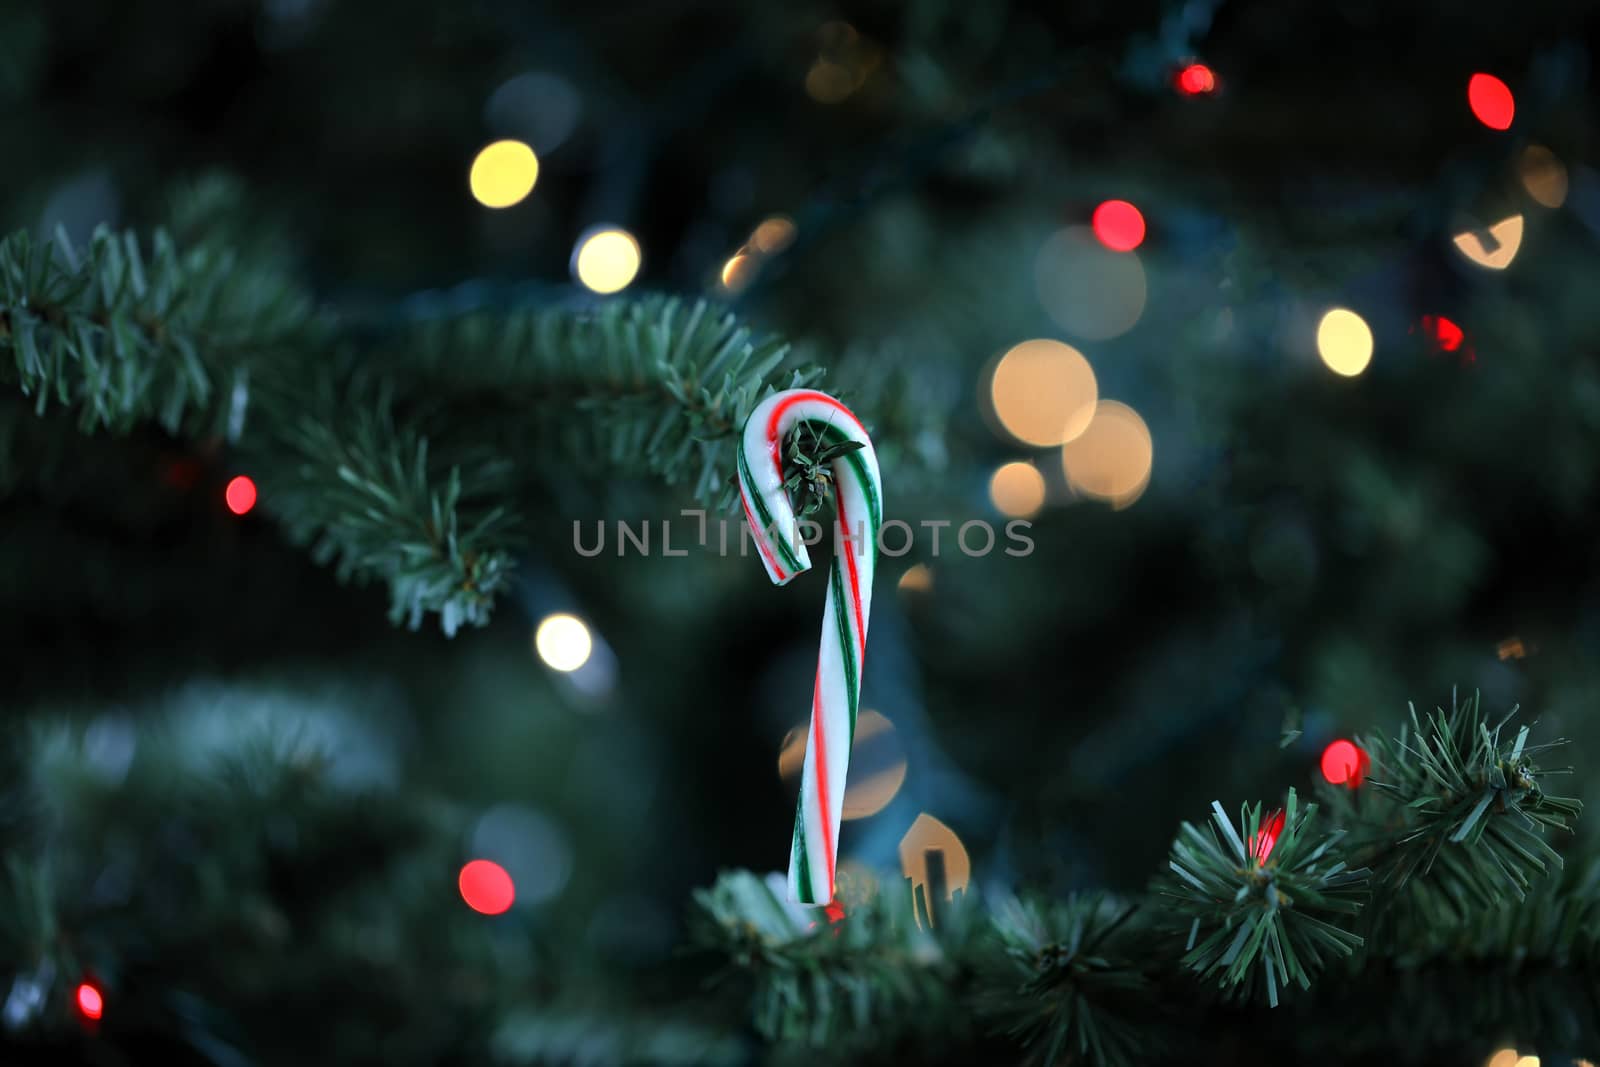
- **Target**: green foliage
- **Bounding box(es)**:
[691,869,975,1049]
[1158,789,1368,1006]
[0,225,316,437]
[977,894,1156,1067]
[1358,691,1582,911]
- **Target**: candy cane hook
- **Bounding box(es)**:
[737,389,882,905]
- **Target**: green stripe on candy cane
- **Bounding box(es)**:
[738,389,881,906]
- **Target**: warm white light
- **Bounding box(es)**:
[989,339,1098,446]
[989,462,1046,517]
[469,140,539,209]
[751,216,796,253]
[1520,145,1568,208]
[573,228,641,294]
[1452,215,1524,271]
[1316,308,1374,377]
[720,251,758,292]
[534,614,593,672]
[1061,401,1153,508]
[897,564,932,594]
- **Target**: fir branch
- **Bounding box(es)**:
[691,870,975,1049]
[265,390,518,636]
[1156,788,1369,1007]
[391,296,822,509]
[0,225,316,437]
[976,894,1157,1067]
[1355,691,1582,912]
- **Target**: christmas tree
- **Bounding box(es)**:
[3,1,1599,1064]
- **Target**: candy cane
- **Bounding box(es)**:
[738,389,881,905]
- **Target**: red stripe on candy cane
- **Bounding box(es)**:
[810,665,836,895]
[835,489,866,661]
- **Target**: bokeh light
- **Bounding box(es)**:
[805,22,877,103]
[1316,308,1374,377]
[458,859,516,915]
[1091,200,1146,252]
[751,216,796,254]
[1519,145,1569,208]
[1320,739,1367,786]
[899,813,970,928]
[1061,401,1153,508]
[1468,73,1514,130]
[75,983,103,1021]
[1035,226,1147,340]
[1176,63,1216,95]
[1452,215,1523,271]
[534,613,593,672]
[1513,1057,1539,1067]
[225,475,257,515]
[898,563,932,594]
[485,73,581,154]
[989,462,1047,518]
[1420,314,1464,353]
[720,250,758,292]
[469,140,539,209]
[989,339,1098,446]
[573,227,642,294]
[778,709,907,820]
[1250,808,1285,864]
[1485,1051,1518,1067]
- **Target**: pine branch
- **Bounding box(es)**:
[0,225,317,437]
[1156,788,1369,1007]
[390,296,822,509]
[1354,691,1582,912]
[691,870,976,1049]
[976,894,1157,1067]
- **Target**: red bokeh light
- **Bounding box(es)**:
[75,983,103,1021]
[1091,200,1146,252]
[225,475,257,516]
[1421,315,1464,353]
[1250,808,1285,864]
[1468,73,1514,131]
[1176,63,1216,95]
[1320,739,1368,787]
[459,859,516,915]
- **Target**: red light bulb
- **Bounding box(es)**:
[1320,739,1368,787]
[225,475,258,516]
[75,983,103,1021]
[1176,63,1216,96]
[1091,200,1146,252]
[1250,808,1286,864]
[1468,73,1514,131]
[459,859,516,915]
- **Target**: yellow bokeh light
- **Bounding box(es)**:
[1316,307,1374,377]
[989,462,1046,518]
[1062,401,1153,509]
[899,813,970,928]
[898,563,932,594]
[720,251,758,292]
[1485,1051,1519,1067]
[534,613,593,672]
[573,228,642,294]
[1513,1057,1539,1067]
[1035,226,1147,341]
[751,216,796,254]
[1453,215,1524,271]
[777,709,907,820]
[469,140,539,209]
[990,339,1098,447]
[1519,145,1568,208]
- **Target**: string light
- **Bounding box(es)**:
[1485,1049,1519,1067]
[750,216,796,254]
[1091,200,1146,252]
[1519,145,1568,208]
[534,614,593,672]
[1320,739,1367,787]
[989,339,1098,447]
[897,564,932,594]
[989,462,1047,518]
[1061,401,1153,508]
[899,813,970,929]
[1035,226,1147,340]
[1176,63,1216,95]
[1250,808,1285,864]
[1467,73,1514,131]
[1316,308,1374,376]
[573,227,641,294]
[1452,215,1523,271]
[74,983,103,1022]
[720,250,758,292]
[458,859,516,915]
[469,140,539,208]
[224,475,258,515]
